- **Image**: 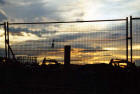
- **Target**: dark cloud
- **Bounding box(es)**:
[0,0,6,5]
[0,0,63,21]
[106,33,126,40]
[0,0,86,22]
[9,27,57,37]
[72,43,102,50]
[53,31,110,43]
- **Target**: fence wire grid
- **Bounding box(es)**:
[0,24,5,57]
[132,18,140,63]
[6,19,127,64]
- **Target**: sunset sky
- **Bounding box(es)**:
[0,0,140,64]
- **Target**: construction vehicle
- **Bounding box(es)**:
[42,57,60,65]
[109,58,136,71]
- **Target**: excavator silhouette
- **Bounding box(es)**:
[109,58,136,71]
[42,57,60,65]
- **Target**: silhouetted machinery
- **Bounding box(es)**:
[109,58,136,71]
[0,57,5,63]
[42,57,60,65]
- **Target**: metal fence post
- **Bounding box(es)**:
[126,17,128,61]
[7,22,10,59]
[130,16,133,63]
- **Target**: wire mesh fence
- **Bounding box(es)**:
[0,23,5,57]
[132,18,140,63]
[7,19,127,64]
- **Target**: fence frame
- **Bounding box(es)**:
[3,18,129,63]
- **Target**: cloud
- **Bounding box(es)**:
[0,9,7,21]
[9,30,107,52]
[0,0,140,22]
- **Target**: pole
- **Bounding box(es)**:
[126,17,128,61]
[64,45,71,67]
[130,16,133,63]
[7,22,10,59]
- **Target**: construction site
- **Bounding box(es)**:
[0,16,140,94]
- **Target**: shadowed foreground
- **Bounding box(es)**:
[0,62,140,94]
